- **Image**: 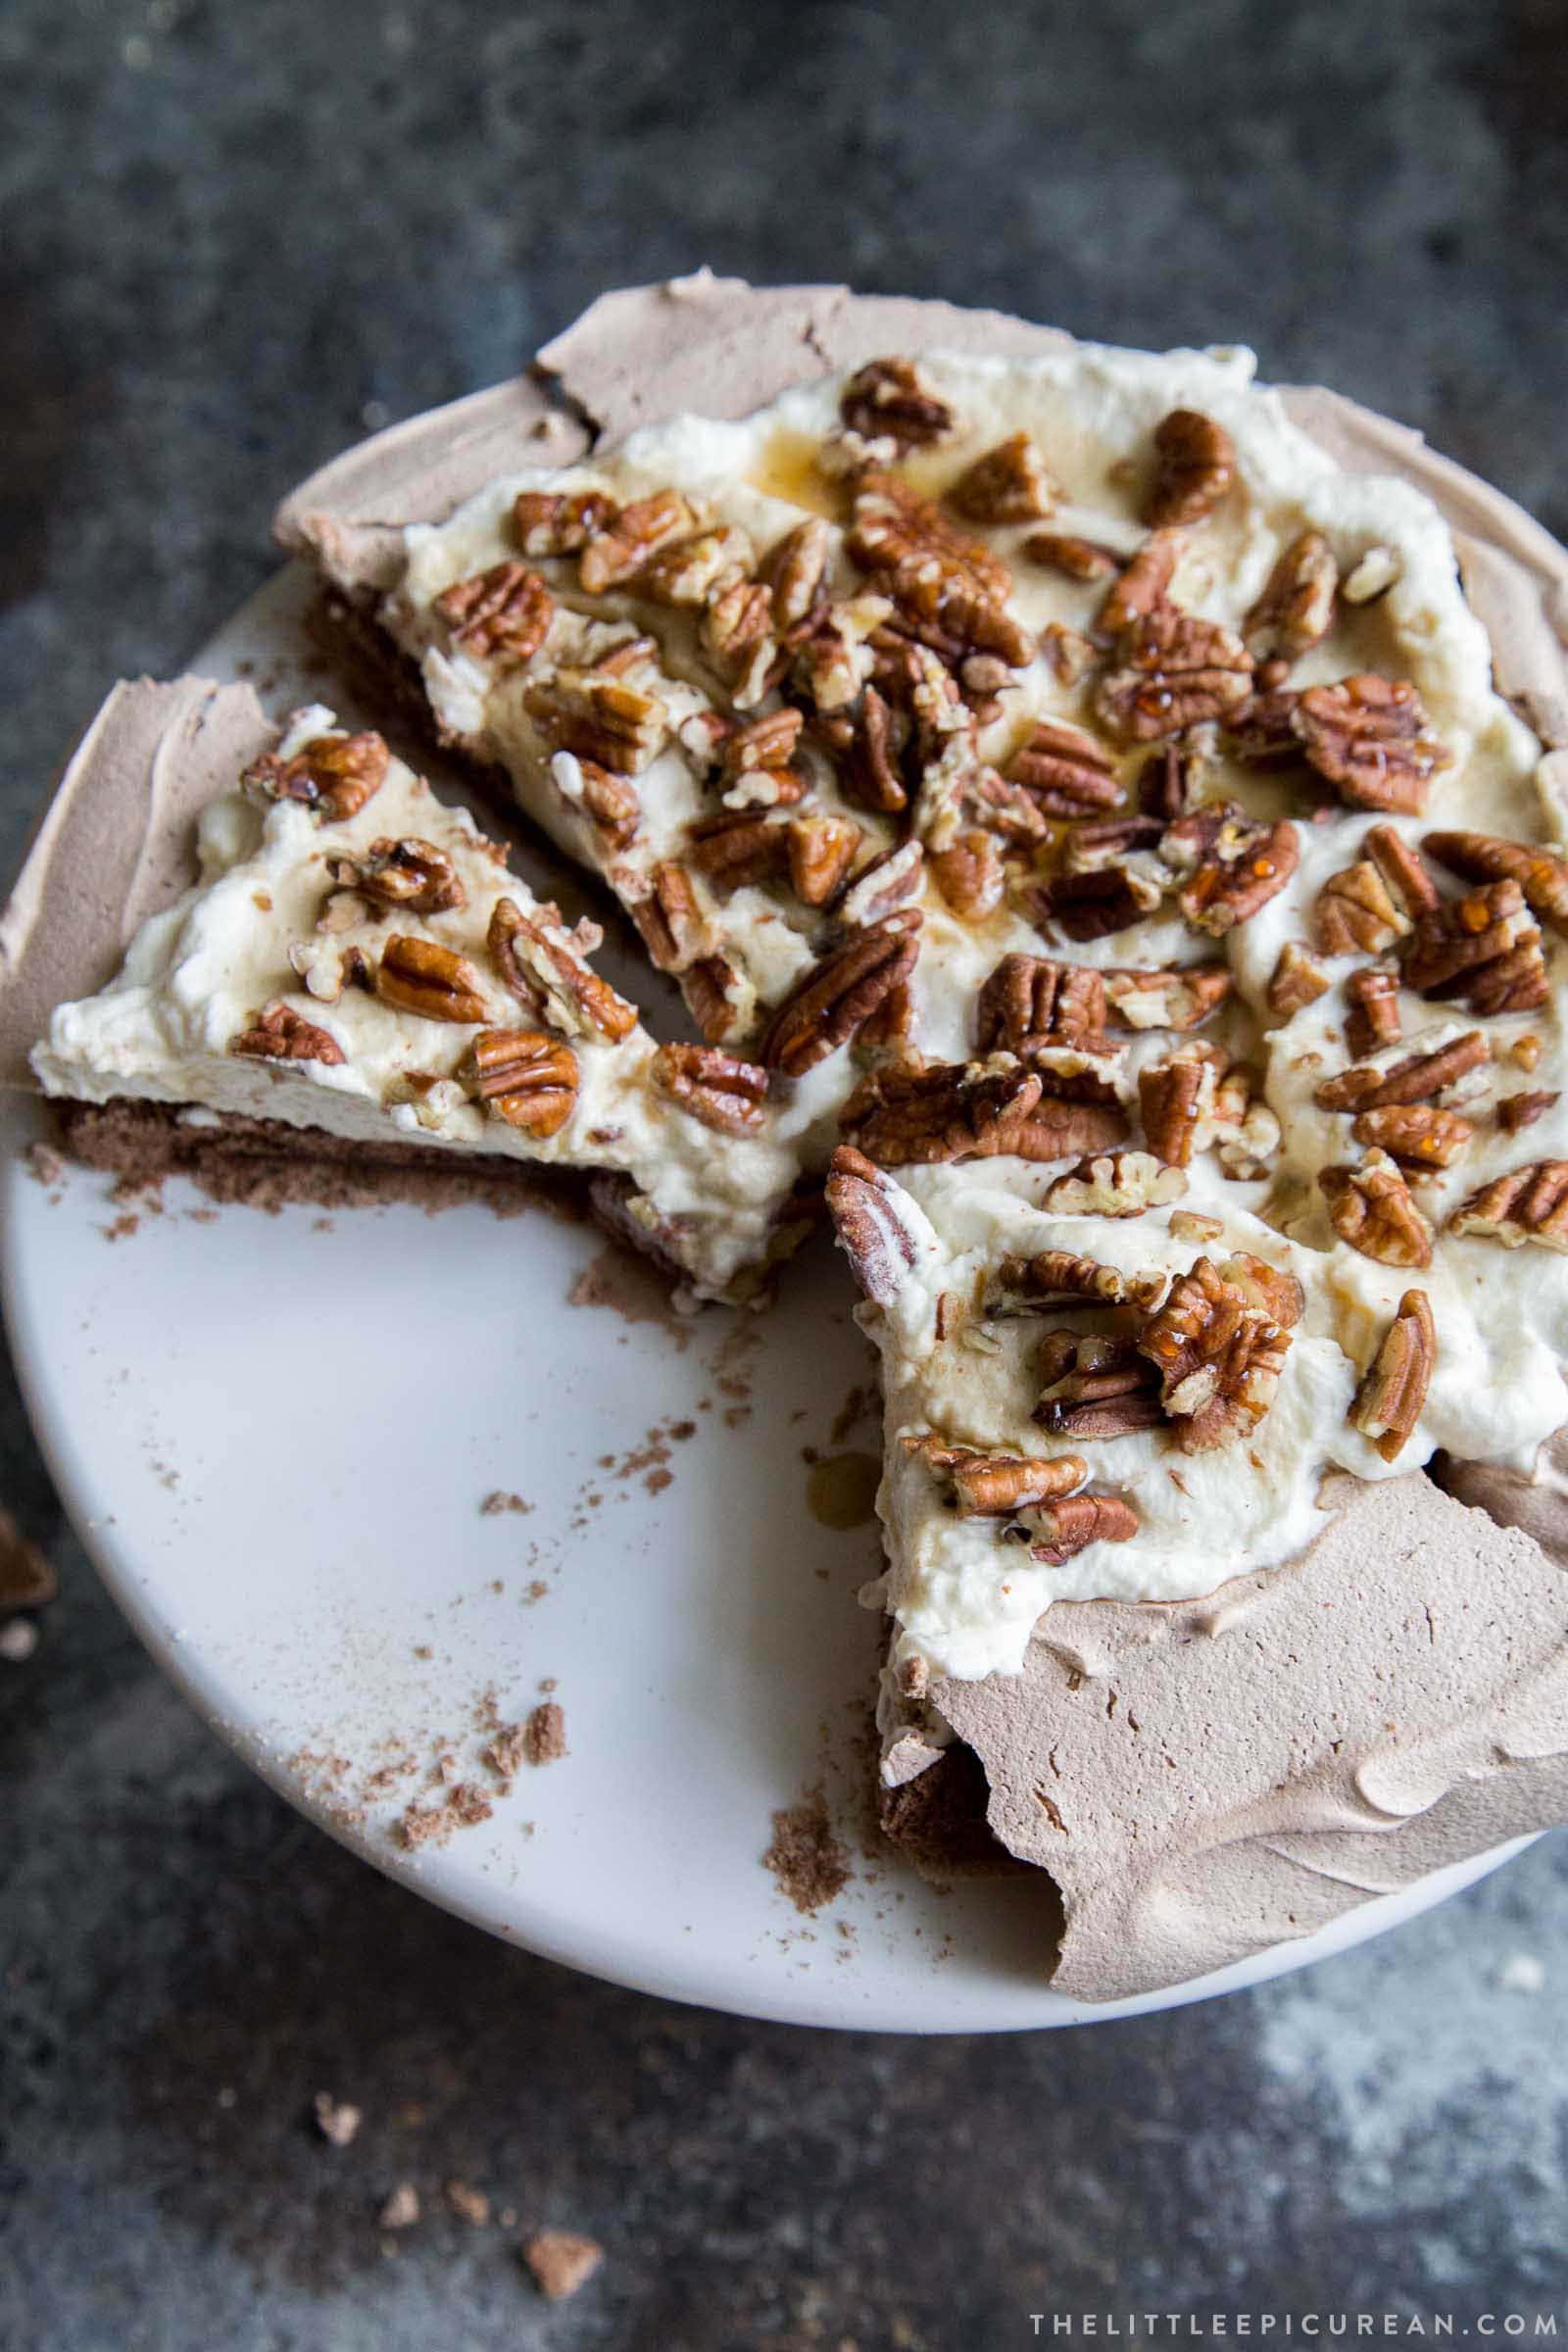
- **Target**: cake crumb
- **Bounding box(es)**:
[523,1701,567,1765]
[24,1142,64,1188]
[378,2182,420,2230]
[762,1788,852,1915]
[523,1580,549,1603]
[395,1782,494,1849]
[313,2093,362,2147]
[480,1490,533,1517]
[445,2180,491,2227]
[482,1724,529,1781]
[0,1508,56,1609]
[522,2229,604,2301]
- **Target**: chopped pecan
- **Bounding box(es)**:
[1423,829,1568,937]
[995,1250,1169,1312]
[1266,941,1332,1018]
[1004,720,1124,816]
[1044,1150,1188,1218]
[1028,865,1158,945]
[1139,1051,1211,1168]
[1314,1028,1489,1113]
[524,669,667,775]
[1499,1089,1560,1133]
[1352,1102,1473,1173]
[1034,1334,1166,1439]
[1349,1289,1436,1463]
[1403,879,1547,1013]
[350,837,466,915]
[1449,1159,1568,1250]
[1169,1208,1225,1244]
[375,935,489,1024]
[826,1145,927,1305]
[687,808,791,894]
[1024,530,1122,581]
[977,956,1107,1054]
[1102,963,1232,1032]
[1099,530,1182,635]
[1223,686,1302,765]
[793,593,892,713]
[1028,1492,1141,1566]
[788,812,862,906]
[1243,530,1338,662]
[651,1042,768,1135]
[637,526,754,609]
[624,861,710,974]
[1008,1093,1129,1163]
[1312,858,1411,956]
[760,516,833,629]
[830,684,905,815]
[760,911,922,1078]
[488,897,637,1044]
[432,561,554,666]
[1096,606,1254,742]
[1345,965,1402,1058]
[840,357,955,452]
[242,730,388,821]
[1137,745,1197,821]
[848,470,1012,604]
[511,486,616,557]
[467,1028,578,1136]
[839,1056,1044,1166]
[578,489,698,593]
[719,707,804,783]
[701,578,779,705]
[1040,622,1101,686]
[1178,816,1298,936]
[929,829,1005,919]
[229,1002,345,1066]
[1291,674,1446,812]
[950,431,1055,524]
[907,1439,1087,1518]
[1364,823,1440,914]
[551,752,640,850]
[1513,1034,1545,1071]
[1320,1150,1434,1266]
[684,954,743,1044]
[1144,409,1236,527]
[1137,1253,1295,1451]
[1343,545,1401,603]
[837,839,925,927]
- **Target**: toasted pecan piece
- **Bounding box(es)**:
[1144,409,1236,527]
[637,526,754,609]
[1423,829,1568,936]
[1348,1289,1436,1463]
[1313,1028,1489,1114]
[1024,530,1122,581]
[1403,879,1547,1013]
[760,911,921,1079]
[840,357,956,452]
[929,829,1005,920]
[622,861,711,975]
[1243,530,1338,663]
[995,1250,1169,1312]
[1178,817,1298,936]
[1096,606,1254,743]
[1136,744,1197,822]
[433,561,554,666]
[524,669,668,775]
[652,1043,768,1136]
[511,486,616,557]
[839,1057,1045,1166]
[1139,1051,1211,1167]
[1137,1253,1295,1451]
[1352,1102,1473,1173]
[229,1002,345,1066]
[1102,962,1232,1031]
[1449,1159,1568,1250]
[826,1145,925,1305]
[1028,1491,1141,1563]
[1099,530,1182,636]
[242,730,388,821]
[1034,1334,1166,1439]
[1044,1150,1187,1219]
[718,707,805,784]
[1004,720,1124,817]
[578,489,698,593]
[1320,1150,1434,1267]
[374,936,489,1025]
[950,430,1055,524]
[1344,965,1403,1058]
[1364,823,1440,915]
[349,837,466,915]
[1291,674,1446,812]
[1266,941,1332,1019]
[701,577,779,705]
[906,1438,1087,1518]
[1498,1090,1560,1133]
[467,1028,578,1136]
[977,955,1107,1054]
[1040,621,1102,686]
[760,516,833,629]
[551,753,640,851]
[488,897,637,1044]
[848,471,1011,604]
[1312,858,1411,956]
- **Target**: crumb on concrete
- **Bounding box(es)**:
[378,2182,420,2230]
[522,2228,605,2301]
[0,1617,39,1662]
[313,2093,362,2147]
[445,2179,491,2228]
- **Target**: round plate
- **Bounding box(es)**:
[1,568,1536,2031]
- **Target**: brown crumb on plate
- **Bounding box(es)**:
[762,1788,852,1915]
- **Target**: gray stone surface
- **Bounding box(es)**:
[4,0,1568,2343]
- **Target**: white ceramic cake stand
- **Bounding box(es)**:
[0,568,1536,2031]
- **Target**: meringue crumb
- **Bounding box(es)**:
[378,2182,420,2230]
[522,2228,604,2300]
[445,2180,490,2227]
[313,2093,362,2147]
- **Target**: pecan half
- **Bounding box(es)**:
[1320,1150,1434,1266]
[686,808,790,894]
[1004,720,1124,816]
[1044,1150,1187,1218]
[1312,858,1411,956]
[826,1145,926,1305]
[929,829,1005,919]
[622,861,710,974]
[1034,1334,1166,1439]
[1403,879,1547,1013]
[839,1056,1044,1166]
[1243,530,1338,662]
[467,1028,578,1136]
[488,897,637,1044]
[651,1042,769,1135]
[1028,1492,1141,1566]
[840,357,955,452]
[760,912,922,1079]
[433,562,554,666]
[578,489,698,593]
[995,1250,1169,1312]
[552,753,640,850]
[1349,1289,1436,1463]
[1499,1090,1560,1133]
[760,516,833,629]
[977,956,1107,1054]
[1102,963,1232,1031]
[1139,1052,1210,1167]
[1137,744,1197,821]
[1178,816,1298,936]
[719,707,805,784]
[1345,965,1402,1057]
[1095,607,1254,742]
[511,486,616,557]
[1449,1160,1568,1250]
[834,684,907,815]
[524,670,667,775]
[1314,1029,1489,1113]
[1144,410,1236,527]
[907,1439,1087,1518]
[1423,829,1568,937]
[1351,1102,1473,1173]
[1040,622,1101,686]
[1024,530,1122,581]
[229,1002,345,1066]
[242,730,388,820]
[1027,866,1157,945]
[351,837,466,915]
[950,432,1055,524]
[1266,941,1332,1019]
[701,578,778,705]
[374,936,489,1024]
[1137,1253,1295,1451]
[847,471,1012,605]
[837,839,925,928]
[1100,530,1181,635]
[637,526,755,610]
[1364,823,1440,915]
[1291,675,1446,812]
[682,954,743,1045]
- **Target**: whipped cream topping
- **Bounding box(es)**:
[32,709,812,1300]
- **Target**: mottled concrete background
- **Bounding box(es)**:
[3,1,1567,2344]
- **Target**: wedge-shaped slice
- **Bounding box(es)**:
[5,680,811,1302]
